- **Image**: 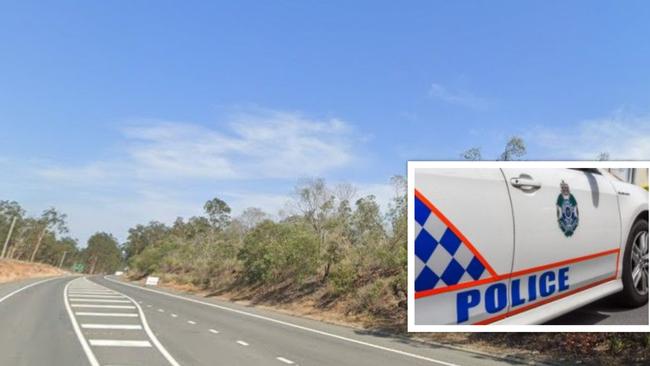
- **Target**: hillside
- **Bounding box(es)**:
[0,259,66,283]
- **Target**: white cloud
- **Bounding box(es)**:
[532,113,650,160]
[428,83,488,109]
[7,108,371,245]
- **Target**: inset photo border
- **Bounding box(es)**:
[407,161,650,332]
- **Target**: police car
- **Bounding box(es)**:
[412,167,648,325]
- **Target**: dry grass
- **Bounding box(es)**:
[0,259,66,283]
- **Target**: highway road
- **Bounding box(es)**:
[0,275,528,366]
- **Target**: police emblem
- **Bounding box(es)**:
[556,180,579,237]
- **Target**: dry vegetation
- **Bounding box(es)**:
[122,177,649,365]
[0,259,65,283]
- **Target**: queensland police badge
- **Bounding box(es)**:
[556,180,579,237]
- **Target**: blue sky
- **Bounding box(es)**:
[1,1,649,245]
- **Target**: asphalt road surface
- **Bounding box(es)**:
[0,275,526,366]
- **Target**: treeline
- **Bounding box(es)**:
[125,177,408,320]
[0,201,122,274]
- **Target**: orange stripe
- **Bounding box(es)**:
[473,276,617,325]
[415,248,620,299]
[414,189,498,277]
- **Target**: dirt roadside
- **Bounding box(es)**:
[0,259,66,283]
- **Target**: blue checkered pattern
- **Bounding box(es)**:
[415,194,489,292]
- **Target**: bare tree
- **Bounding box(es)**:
[597,152,610,161]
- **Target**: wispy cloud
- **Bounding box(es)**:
[532,112,650,160]
[7,108,369,244]
[39,109,357,183]
[428,82,488,109]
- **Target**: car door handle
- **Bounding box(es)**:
[510,177,542,189]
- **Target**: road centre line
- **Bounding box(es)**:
[89,340,152,347]
[82,324,143,330]
[171,313,178,317]
[236,340,249,346]
[276,357,295,364]
[187,320,196,324]
[209,329,219,334]
[75,312,139,317]
[105,276,460,366]
[0,276,62,304]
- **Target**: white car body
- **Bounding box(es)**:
[412,167,648,325]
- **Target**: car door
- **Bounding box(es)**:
[413,168,515,325]
[500,168,620,315]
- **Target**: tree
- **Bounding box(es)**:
[597,152,610,161]
[204,197,231,231]
[83,232,122,274]
[123,221,169,259]
[498,136,526,161]
[461,147,482,161]
[30,208,68,262]
[238,207,268,231]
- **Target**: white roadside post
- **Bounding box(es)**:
[1,216,17,259]
[145,276,160,286]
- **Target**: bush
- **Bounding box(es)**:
[238,220,319,284]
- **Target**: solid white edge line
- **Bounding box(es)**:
[64,279,100,366]
[94,278,181,366]
[0,276,62,304]
[104,276,459,366]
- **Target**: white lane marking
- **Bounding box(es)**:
[208,329,219,334]
[69,299,131,303]
[89,340,152,347]
[75,312,139,317]
[64,280,100,366]
[0,276,62,304]
[89,278,181,366]
[158,308,165,312]
[105,276,459,366]
[187,320,196,325]
[276,357,295,364]
[68,294,124,299]
[171,313,178,318]
[71,304,136,309]
[82,324,143,330]
[68,291,116,294]
[236,340,249,346]
[147,304,152,308]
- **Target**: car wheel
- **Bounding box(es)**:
[618,217,648,307]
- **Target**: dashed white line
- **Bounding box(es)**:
[276,357,295,364]
[208,329,219,334]
[89,340,152,347]
[75,312,139,317]
[147,304,152,308]
[187,320,196,325]
[81,324,143,330]
[158,308,165,312]
[236,340,249,346]
[105,275,461,366]
[171,313,178,318]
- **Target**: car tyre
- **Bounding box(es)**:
[618,217,649,307]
